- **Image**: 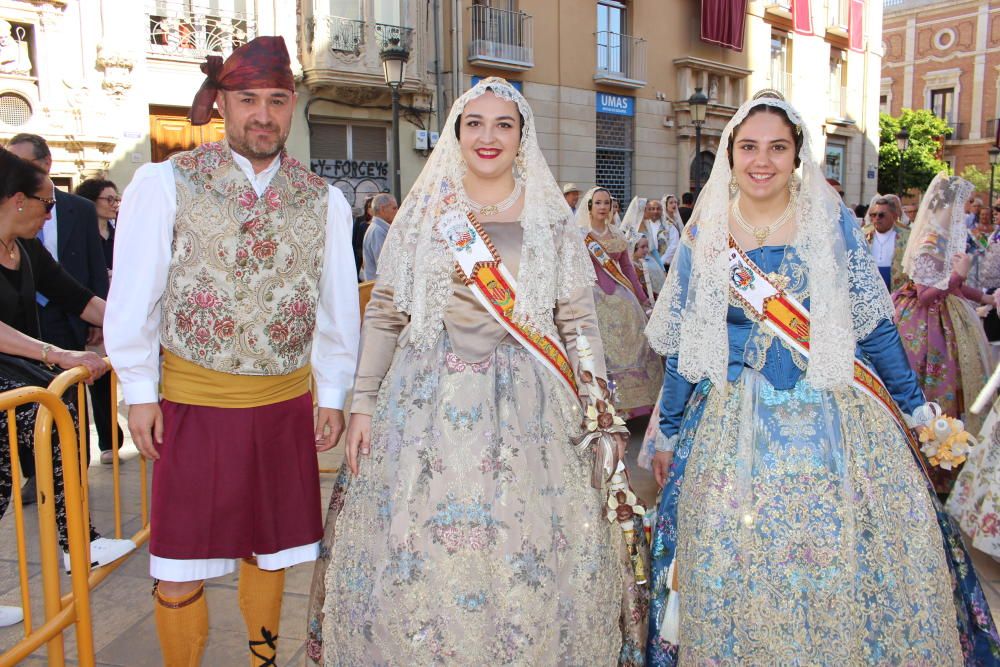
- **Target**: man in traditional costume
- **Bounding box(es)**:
[105,36,359,666]
[863,194,910,292]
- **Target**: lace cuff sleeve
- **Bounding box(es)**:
[655,431,679,453]
[904,402,940,429]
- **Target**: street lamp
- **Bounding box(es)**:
[989,146,1000,223]
[688,87,709,196]
[895,127,910,197]
[380,42,410,201]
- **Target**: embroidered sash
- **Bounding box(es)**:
[438,205,577,398]
[585,232,637,296]
[727,236,930,476]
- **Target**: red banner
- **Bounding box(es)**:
[700,0,749,51]
[793,0,813,35]
[849,0,864,51]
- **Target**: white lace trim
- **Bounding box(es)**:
[902,174,975,290]
[655,431,679,453]
[905,402,942,429]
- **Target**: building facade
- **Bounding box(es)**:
[0,0,882,210]
[0,0,438,214]
[444,0,883,207]
[882,0,1000,181]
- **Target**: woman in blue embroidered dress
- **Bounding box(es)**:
[304,78,638,665]
[641,92,1000,665]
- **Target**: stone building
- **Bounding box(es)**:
[882,0,1000,179]
[0,0,438,214]
[0,0,883,210]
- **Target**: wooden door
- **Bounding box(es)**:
[149,106,226,162]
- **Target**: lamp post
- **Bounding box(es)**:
[380,42,410,201]
[688,87,708,196]
[895,127,910,197]
[990,146,1000,224]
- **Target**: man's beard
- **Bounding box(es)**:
[229,122,287,161]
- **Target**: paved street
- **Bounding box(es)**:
[3,415,1000,665]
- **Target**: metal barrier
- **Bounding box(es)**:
[0,364,150,666]
[45,366,150,591]
[0,385,95,667]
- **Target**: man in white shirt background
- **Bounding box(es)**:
[361,192,397,281]
[864,195,910,292]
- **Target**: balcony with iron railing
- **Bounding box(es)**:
[594,31,646,89]
[309,15,366,55]
[146,1,255,59]
[987,119,1000,143]
[945,120,967,141]
[467,4,533,71]
[375,21,414,53]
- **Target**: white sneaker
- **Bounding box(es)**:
[63,537,136,572]
[0,605,23,627]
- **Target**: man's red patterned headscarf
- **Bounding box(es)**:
[189,36,294,126]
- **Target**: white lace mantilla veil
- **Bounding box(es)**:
[901,172,975,290]
[644,92,895,390]
[376,77,595,348]
[574,187,621,234]
[662,194,685,235]
[619,196,648,240]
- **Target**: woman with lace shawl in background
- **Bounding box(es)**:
[580,188,663,419]
[642,93,999,665]
[893,173,996,496]
[304,78,633,665]
[631,232,666,303]
[661,194,685,266]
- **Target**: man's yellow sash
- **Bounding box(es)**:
[585,232,637,296]
[437,198,577,397]
[727,236,929,477]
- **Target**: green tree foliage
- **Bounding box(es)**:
[878,110,952,195]
[960,165,1000,198]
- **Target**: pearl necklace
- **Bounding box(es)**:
[467,181,524,217]
[731,195,795,245]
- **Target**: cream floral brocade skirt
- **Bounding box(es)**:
[593,284,663,418]
[316,333,622,666]
[675,370,963,665]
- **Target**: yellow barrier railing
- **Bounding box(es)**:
[45,366,150,593]
[0,363,151,666]
[0,385,95,667]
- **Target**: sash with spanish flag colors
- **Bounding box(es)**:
[437,195,577,398]
[727,236,930,476]
[584,232,638,297]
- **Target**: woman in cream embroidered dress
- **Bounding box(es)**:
[660,194,684,267]
[642,92,999,665]
[892,173,996,495]
[580,188,663,419]
[304,78,623,665]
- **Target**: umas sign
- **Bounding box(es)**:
[596,93,634,117]
[310,159,389,214]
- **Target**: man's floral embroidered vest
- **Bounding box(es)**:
[159,141,328,375]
